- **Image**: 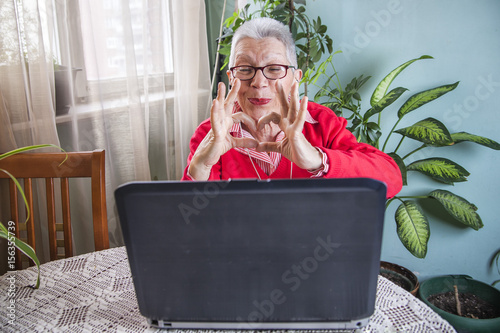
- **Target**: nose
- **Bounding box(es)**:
[250,68,269,88]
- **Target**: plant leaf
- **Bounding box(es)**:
[451,132,500,150]
[397,81,459,118]
[395,117,453,146]
[407,158,470,184]
[365,87,408,120]
[370,55,433,107]
[0,144,61,160]
[429,190,483,230]
[0,222,40,288]
[0,169,31,222]
[388,153,407,186]
[395,200,430,258]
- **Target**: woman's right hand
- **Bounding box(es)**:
[188,79,258,180]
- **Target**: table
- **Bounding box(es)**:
[1,247,456,332]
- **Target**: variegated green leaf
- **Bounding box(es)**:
[395,200,430,258]
[365,87,408,120]
[370,55,432,106]
[395,117,453,146]
[397,81,459,118]
[388,152,407,186]
[451,132,500,150]
[429,190,483,230]
[407,158,469,184]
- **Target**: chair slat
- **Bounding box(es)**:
[61,178,73,258]
[46,178,58,261]
[24,178,35,267]
[91,150,109,250]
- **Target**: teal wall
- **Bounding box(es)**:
[303,0,500,285]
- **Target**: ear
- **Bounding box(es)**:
[227,70,234,87]
[294,68,303,83]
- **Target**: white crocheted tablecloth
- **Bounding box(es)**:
[0,247,456,332]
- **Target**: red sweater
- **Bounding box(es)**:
[182,101,402,198]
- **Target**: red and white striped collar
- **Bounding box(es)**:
[229,101,317,169]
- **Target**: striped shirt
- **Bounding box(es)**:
[231,102,329,177]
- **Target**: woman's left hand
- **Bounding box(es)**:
[256,80,323,171]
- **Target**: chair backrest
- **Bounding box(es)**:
[0,149,108,268]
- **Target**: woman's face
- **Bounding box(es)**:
[227,37,302,121]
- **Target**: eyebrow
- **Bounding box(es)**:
[233,53,287,65]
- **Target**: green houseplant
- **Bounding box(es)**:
[218,2,500,259]
[310,54,500,258]
[0,144,65,288]
[218,0,333,95]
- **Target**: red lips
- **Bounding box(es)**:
[248,98,271,105]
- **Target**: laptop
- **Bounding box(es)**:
[115,177,387,330]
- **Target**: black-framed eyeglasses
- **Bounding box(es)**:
[230,64,295,81]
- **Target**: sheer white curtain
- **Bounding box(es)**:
[0,0,62,272]
[0,0,211,267]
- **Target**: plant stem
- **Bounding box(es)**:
[402,144,426,160]
[382,118,402,152]
[393,136,405,154]
[385,195,431,209]
[454,285,462,317]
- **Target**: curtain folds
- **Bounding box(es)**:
[0,0,211,269]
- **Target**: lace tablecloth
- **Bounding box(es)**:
[0,247,456,332]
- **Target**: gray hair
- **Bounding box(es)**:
[228,17,298,68]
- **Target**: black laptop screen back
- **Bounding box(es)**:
[115,178,386,326]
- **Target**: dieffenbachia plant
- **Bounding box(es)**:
[310,55,500,258]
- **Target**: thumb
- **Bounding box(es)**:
[232,137,259,149]
[256,141,281,153]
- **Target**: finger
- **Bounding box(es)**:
[292,96,309,131]
[256,141,281,153]
[216,82,226,104]
[232,112,258,133]
[257,112,282,131]
[210,98,219,122]
[210,99,225,136]
[275,80,289,119]
[225,79,241,115]
[232,137,259,149]
[289,80,300,123]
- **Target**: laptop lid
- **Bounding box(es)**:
[115,178,387,330]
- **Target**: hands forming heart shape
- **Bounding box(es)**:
[188,79,323,181]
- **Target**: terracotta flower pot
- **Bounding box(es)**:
[380,261,419,296]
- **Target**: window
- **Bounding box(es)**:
[77,0,173,81]
[49,0,176,120]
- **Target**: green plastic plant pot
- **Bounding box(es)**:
[419,275,500,333]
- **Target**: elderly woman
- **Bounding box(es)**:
[182,17,402,198]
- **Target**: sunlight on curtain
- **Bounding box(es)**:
[56,0,211,251]
[0,0,211,265]
[0,0,61,271]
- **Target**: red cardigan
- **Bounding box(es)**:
[182,101,402,198]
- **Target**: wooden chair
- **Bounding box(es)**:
[0,149,109,268]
